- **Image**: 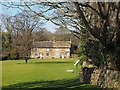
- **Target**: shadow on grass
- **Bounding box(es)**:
[3,78,102,90]
[34,61,72,64]
[16,60,73,64]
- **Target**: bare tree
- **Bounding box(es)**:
[10,12,43,63]
[1,2,120,69]
[74,2,120,70]
[24,2,120,70]
[33,28,53,42]
[1,14,13,59]
[54,26,70,41]
[0,2,82,38]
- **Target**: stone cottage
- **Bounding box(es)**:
[31,41,71,58]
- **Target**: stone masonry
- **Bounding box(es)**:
[79,67,120,89]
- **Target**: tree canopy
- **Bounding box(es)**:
[1,2,120,69]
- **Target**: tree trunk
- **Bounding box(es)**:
[25,59,28,64]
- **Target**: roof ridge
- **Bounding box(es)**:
[32,41,71,48]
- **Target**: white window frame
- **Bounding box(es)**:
[46,48,49,52]
[66,48,70,52]
[56,48,59,51]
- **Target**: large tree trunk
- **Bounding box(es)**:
[74,2,120,70]
[104,47,120,71]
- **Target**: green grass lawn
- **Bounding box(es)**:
[2,58,101,89]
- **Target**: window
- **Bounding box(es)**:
[56,48,59,51]
[34,48,37,51]
[46,48,49,57]
[55,48,59,58]
[46,48,49,52]
[46,52,49,56]
[34,48,38,58]
[66,48,69,52]
[34,48,37,55]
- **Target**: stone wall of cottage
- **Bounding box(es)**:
[79,67,120,89]
[31,48,70,58]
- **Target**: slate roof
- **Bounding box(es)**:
[32,41,71,48]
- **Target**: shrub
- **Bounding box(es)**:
[79,55,87,65]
